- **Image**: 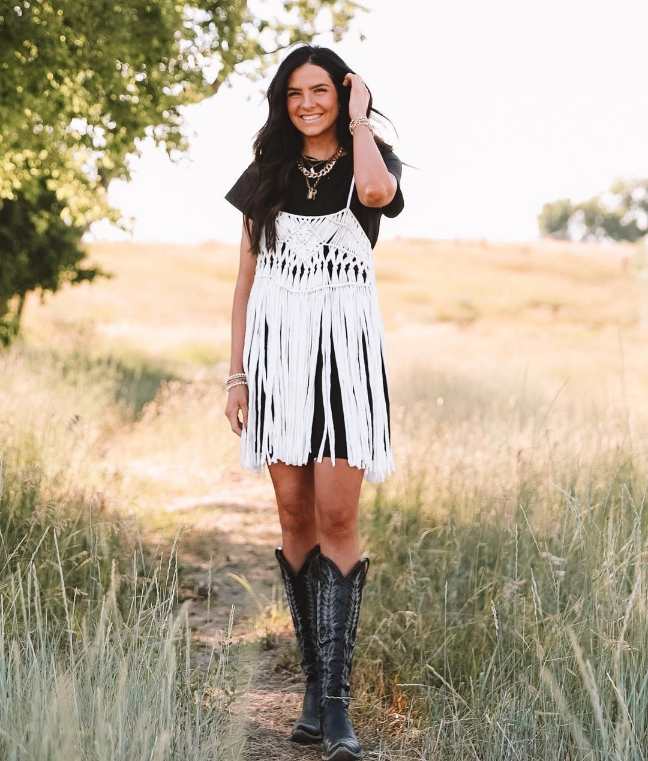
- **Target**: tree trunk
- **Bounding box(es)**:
[0,293,27,347]
[15,292,26,327]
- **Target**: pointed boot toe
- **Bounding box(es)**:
[322,724,363,759]
[322,743,363,761]
[290,674,322,744]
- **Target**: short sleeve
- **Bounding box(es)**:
[224,160,259,213]
[380,149,405,218]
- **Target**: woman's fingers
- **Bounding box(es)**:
[225,401,241,435]
[225,387,249,437]
[230,411,242,436]
[225,403,248,436]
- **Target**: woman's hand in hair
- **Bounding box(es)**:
[342,72,370,121]
[225,384,249,437]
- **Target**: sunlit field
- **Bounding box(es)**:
[7,233,648,758]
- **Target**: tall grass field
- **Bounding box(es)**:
[0,340,245,759]
[4,234,648,758]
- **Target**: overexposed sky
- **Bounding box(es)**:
[89,0,648,246]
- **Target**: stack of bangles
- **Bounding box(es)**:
[225,372,247,391]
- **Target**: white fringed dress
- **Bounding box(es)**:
[240,173,395,483]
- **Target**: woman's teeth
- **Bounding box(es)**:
[302,114,323,122]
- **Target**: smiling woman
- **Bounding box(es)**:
[222,43,406,761]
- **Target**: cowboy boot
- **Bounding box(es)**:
[275,543,323,744]
[317,552,370,761]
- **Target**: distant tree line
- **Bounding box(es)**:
[0,0,362,346]
[538,178,648,244]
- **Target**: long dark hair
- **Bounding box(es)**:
[241,44,399,257]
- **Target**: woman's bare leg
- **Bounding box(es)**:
[268,459,318,573]
[313,457,364,575]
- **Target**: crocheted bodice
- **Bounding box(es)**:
[255,176,374,292]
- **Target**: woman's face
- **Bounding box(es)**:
[286,63,339,138]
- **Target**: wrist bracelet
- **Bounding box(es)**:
[349,117,373,136]
[225,371,247,390]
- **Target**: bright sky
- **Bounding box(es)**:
[88,0,648,246]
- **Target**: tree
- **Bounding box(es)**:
[537,198,573,240]
[0,0,364,343]
[538,179,648,243]
[0,177,109,346]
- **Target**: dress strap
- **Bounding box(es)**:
[346,175,355,209]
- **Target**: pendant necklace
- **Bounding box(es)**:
[297,145,346,200]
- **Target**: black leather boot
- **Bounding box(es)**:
[317,552,370,761]
[275,544,322,744]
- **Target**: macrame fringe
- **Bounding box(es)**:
[240,209,396,484]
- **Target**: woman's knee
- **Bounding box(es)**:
[277,494,315,537]
[316,500,357,540]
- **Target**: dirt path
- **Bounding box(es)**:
[144,494,412,761]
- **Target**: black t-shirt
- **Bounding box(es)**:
[224,149,404,249]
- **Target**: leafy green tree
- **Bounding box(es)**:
[539,179,648,243]
[0,177,110,346]
[537,198,574,240]
[0,0,362,343]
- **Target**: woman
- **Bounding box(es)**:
[223,44,405,761]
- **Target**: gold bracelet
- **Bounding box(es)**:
[349,117,374,136]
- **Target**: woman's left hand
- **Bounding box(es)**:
[342,72,370,122]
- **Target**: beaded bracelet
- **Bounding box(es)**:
[225,372,247,390]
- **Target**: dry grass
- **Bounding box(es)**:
[15,233,648,516]
[0,351,246,760]
[13,232,648,758]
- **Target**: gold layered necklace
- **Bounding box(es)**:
[297,145,346,200]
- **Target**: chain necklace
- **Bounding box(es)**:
[297,145,346,200]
